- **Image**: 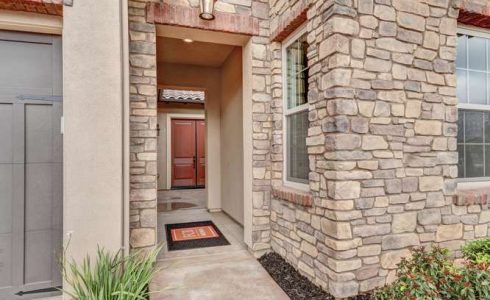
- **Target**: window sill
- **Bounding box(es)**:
[454,182,490,207]
[272,185,313,207]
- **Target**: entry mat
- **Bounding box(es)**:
[165,221,230,251]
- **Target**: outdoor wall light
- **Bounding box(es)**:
[199,0,215,20]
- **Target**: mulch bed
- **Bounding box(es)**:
[258,252,371,300]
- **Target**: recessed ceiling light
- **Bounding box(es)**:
[183,38,193,43]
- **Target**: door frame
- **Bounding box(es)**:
[166,113,205,189]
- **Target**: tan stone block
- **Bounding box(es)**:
[475,224,488,237]
[321,218,352,239]
[359,101,375,117]
[130,228,155,248]
[436,223,463,242]
[397,12,425,32]
[382,233,420,250]
[301,241,318,257]
[358,244,381,257]
[328,17,360,36]
[324,237,362,251]
[406,100,421,118]
[362,135,388,150]
[381,249,411,269]
[328,258,362,273]
[392,212,417,233]
[319,34,349,60]
[328,181,361,200]
[322,69,352,89]
[374,4,396,21]
[376,37,413,53]
[419,176,443,192]
[414,120,442,135]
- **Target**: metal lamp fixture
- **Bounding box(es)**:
[199,0,215,20]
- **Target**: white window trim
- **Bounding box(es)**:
[282,24,309,191]
[456,26,490,183]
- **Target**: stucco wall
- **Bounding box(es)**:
[158,62,222,209]
[220,47,245,224]
[63,0,125,261]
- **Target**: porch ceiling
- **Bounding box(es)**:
[157,37,235,68]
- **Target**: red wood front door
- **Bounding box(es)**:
[171,119,206,188]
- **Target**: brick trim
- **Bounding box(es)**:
[272,185,313,207]
[146,2,259,36]
[453,188,489,207]
[458,9,490,29]
[0,0,62,16]
[270,3,309,42]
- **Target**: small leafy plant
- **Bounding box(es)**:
[373,246,490,300]
[60,246,161,300]
[462,237,490,264]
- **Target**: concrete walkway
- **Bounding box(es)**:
[150,209,289,300]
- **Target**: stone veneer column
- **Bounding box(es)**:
[128,0,159,250]
[250,0,274,255]
[305,0,462,297]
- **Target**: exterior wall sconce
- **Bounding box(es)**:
[199,0,215,20]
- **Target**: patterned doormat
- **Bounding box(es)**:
[165,221,230,251]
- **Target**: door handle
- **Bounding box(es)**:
[193,156,196,169]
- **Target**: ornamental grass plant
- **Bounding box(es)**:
[60,245,161,300]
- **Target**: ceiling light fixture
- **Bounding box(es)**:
[183,38,194,43]
[199,0,215,20]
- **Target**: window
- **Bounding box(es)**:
[456,28,490,180]
[283,27,309,188]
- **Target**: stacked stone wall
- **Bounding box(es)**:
[269,0,490,298]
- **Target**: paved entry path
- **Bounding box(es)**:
[150,209,289,300]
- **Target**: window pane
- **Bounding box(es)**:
[466,145,484,177]
[465,111,484,143]
[486,112,490,142]
[456,69,467,104]
[287,34,308,109]
[458,144,465,178]
[486,145,490,177]
[468,36,486,71]
[457,34,467,69]
[287,111,308,183]
[458,110,464,143]
[468,71,486,104]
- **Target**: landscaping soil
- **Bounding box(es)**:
[259,252,371,300]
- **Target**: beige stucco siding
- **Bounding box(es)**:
[63,0,125,262]
[220,47,244,224]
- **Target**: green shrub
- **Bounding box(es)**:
[61,246,161,300]
[373,246,490,300]
[462,237,490,263]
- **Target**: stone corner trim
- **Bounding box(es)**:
[272,185,313,207]
[454,188,489,207]
[270,2,309,42]
[0,0,62,16]
[146,2,260,36]
[458,9,490,28]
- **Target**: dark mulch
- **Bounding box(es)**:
[258,252,372,300]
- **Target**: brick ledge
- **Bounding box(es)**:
[0,0,62,16]
[272,185,313,207]
[453,186,489,207]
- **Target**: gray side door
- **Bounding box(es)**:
[0,31,62,299]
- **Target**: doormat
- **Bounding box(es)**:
[165,221,230,251]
